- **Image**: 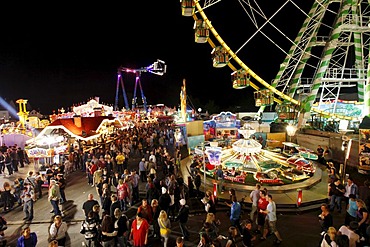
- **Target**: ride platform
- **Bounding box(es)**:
[180,156,329,213]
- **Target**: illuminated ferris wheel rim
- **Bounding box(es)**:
[189,0,363,122]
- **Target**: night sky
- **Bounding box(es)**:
[0,1,312,115]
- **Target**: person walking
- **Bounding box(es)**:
[20,183,35,221]
[256,190,268,235]
[338,221,360,247]
[0,151,5,175]
[241,219,256,247]
[113,208,129,247]
[319,203,333,233]
[130,170,140,204]
[137,199,153,224]
[317,145,324,164]
[225,226,238,247]
[158,210,171,247]
[117,178,130,211]
[100,214,117,247]
[82,193,100,219]
[109,194,121,219]
[49,215,68,246]
[115,151,125,175]
[260,194,283,244]
[130,212,149,247]
[48,180,61,216]
[175,199,190,240]
[249,183,261,224]
[345,194,358,226]
[329,178,345,213]
[158,187,171,215]
[229,195,243,236]
[320,226,338,247]
[215,165,225,194]
[17,226,37,247]
[194,170,202,198]
[80,211,100,247]
[151,199,161,239]
[343,177,359,208]
[56,174,67,204]
[138,158,147,182]
[4,152,13,177]
[355,199,369,241]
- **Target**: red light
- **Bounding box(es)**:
[297,189,303,207]
[213,183,217,199]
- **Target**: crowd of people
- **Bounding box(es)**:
[318,173,370,246]
[0,120,369,246]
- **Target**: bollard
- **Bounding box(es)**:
[213,182,217,199]
[297,189,302,207]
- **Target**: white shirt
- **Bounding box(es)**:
[149,154,156,164]
[266,201,277,221]
[338,225,360,247]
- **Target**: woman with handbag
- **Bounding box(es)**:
[49,215,68,246]
[158,210,171,247]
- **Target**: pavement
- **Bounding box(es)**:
[0,156,354,247]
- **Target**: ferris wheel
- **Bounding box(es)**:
[180,0,370,128]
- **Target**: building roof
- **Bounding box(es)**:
[47,116,117,139]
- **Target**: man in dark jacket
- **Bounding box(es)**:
[110,194,121,218]
[158,187,171,214]
[175,199,190,240]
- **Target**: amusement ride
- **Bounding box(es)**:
[179,0,370,186]
[114,59,167,112]
[180,0,370,129]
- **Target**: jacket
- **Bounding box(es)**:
[175,205,189,223]
[80,218,99,240]
[230,202,241,221]
[17,232,38,247]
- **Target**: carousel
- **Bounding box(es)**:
[196,123,317,186]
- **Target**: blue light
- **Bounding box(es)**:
[0,97,19,120]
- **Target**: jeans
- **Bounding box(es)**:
[23,200,34,220]
[179,222,189,238]
[102,239,115,247]
[50,199,61,215]
[83,238,98,247]
[330,194,342,212]
[217,178,224,194]
[116,235,128,247]
[231,218,243,235]
[60,189,67,203]
[5,163,13,175]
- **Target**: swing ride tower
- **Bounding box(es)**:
[114,59,167,112]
